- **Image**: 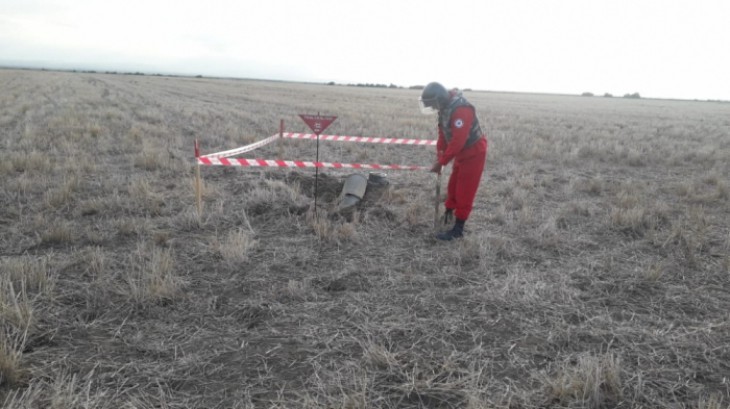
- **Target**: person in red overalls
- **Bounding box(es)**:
[419,82,488,241]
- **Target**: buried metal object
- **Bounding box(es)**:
[367,171,389,187]
[336,172,389,211]
[337,173,368,211]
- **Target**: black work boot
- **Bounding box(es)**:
[436,219,465,241]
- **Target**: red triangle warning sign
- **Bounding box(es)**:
[299,114,337,135]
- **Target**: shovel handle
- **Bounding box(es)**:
[434,171,442,229]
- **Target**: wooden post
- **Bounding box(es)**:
[194,139,203,219]
[277,119,284,159]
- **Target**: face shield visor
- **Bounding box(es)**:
[419,96,439,115]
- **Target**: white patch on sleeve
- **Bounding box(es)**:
[454,118,464,128]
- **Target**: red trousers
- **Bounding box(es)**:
[445,138,487,221]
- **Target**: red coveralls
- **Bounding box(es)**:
[436,105,488,222]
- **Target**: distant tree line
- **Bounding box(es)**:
[61,69,176,77]
[345,83,402,89]
[582,91,641,99]
[407,85,472,92]
[326,81,422,89]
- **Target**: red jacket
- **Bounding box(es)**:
[437,105,484,166]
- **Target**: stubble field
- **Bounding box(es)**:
[1,68,729,408]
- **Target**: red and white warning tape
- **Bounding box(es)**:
[198,157,428,171]
[201,132,436,159]
[198,129,435,171]
[281,132,436,146]
[201,134,279,159]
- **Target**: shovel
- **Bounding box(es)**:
[434,171,442,230]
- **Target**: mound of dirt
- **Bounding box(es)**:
[272,170,392,217]
[282,171,342,201]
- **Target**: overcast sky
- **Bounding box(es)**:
[1,0,729,100]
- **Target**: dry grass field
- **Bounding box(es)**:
[1,68,729,408]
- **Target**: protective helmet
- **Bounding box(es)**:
[419,82,449,114]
